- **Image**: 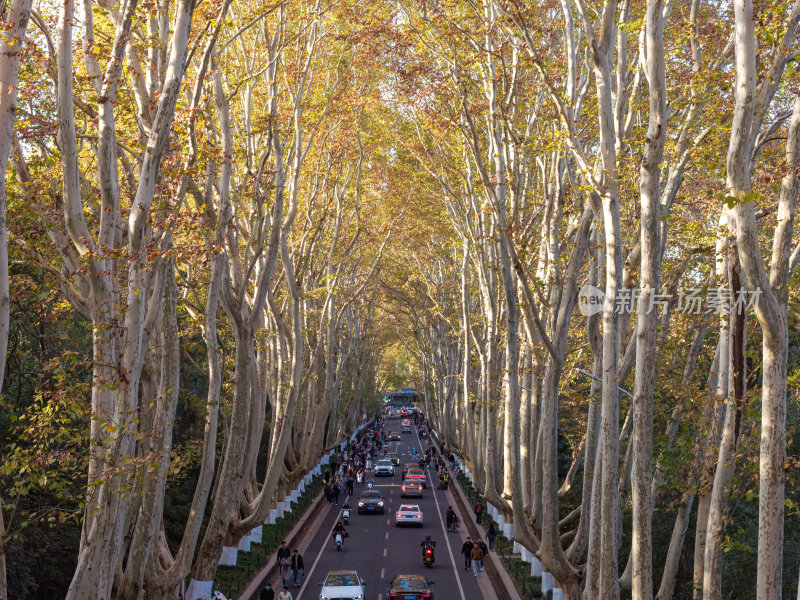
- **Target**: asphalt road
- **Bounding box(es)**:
[291,421,491,600]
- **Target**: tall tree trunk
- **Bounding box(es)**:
[631,1,666,596]
[702,251,746,600]
[726,3,800,596]
[655,493,695,600]
[0,0,32,595]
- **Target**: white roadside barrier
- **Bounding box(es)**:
[250,525,263,544]
[530,556,543,578]
[542,571,554,595]
[218,545,237,566]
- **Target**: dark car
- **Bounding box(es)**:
[388,452,401,466]
[386,574,434,599]
[389,432,401,441]
[357,490,385,514]
[402,463,417,479]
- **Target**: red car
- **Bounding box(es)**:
[386,574,435,599]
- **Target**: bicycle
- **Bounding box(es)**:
[447,516,461,531]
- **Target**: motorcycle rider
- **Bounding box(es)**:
[332,521,348,548]
[420,535,436,557]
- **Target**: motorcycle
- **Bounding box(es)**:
[334,531,344,551]
[422,545,435,568]
[366,479,374,489]
[342,507,351,524]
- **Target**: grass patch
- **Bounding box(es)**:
[208,475,325,598]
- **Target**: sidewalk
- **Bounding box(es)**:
[441,485,500,600]
[427,431,521,600]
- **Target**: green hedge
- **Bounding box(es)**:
[208,474,324,598]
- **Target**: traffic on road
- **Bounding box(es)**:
[262,412,493,600]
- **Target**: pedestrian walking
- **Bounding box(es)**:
[470,544,484,576]
[276,540,290,562]
[474,501,483,524]
[259,582,275,600]
[486,524,496,551]
[461,537,474,570]
[333,480,341,505]
[291,549,304,587]
[476,539,488,571]
[277,585,293,600]
[279,556,291,587]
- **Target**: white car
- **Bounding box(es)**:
[375,459,395,476]
[318,570,366,600]
[395,504,423,527]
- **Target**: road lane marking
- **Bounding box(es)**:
[383,547,387,557]
[385,531,389,540]
[386,519,390,526]
[295,503,340,599]
[416,425,467,600]
[381,567,385,578]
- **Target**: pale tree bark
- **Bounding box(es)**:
[0,0,32,595]
[702,250,747,600]
[190,47,283,582]
[536,202,593,600]
[460,240,476,462]
[567,226,602,565]
[570,0,623,596]
[631,0,666,597]
[115,4,234,594]
[56,0,196,592]
[726,2,800,597]
[693,325,728,600]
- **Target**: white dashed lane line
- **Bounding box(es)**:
[415,425,467,600]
